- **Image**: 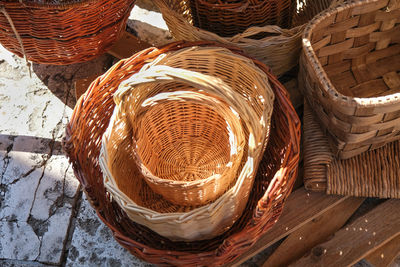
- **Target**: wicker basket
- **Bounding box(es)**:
[64,41,300,266]
[188,0,293,37]
[98,46,275,241]
[303,101,400,198]
[0,0,135,65]
[154,0,339,76]
[299,0,400,159]
[109,83,246,207]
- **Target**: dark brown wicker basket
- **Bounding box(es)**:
[64,41,300,266]
[0,0,136,65]
[190,0,293,37]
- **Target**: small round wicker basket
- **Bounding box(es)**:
[105,77,246,206]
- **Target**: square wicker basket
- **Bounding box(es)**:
[299,0,400,159]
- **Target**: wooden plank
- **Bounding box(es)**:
[294,200,400,267]
[262,197,365,267]
[365,235,400,267]
[108,31,151,60]
[230,188,350,266]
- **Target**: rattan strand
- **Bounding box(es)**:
[63,41,300,266]
[154,0,338,76]
[299,0,400,159]
[304,102,400,198]
[0,0,135,64]
[99,46,274,241]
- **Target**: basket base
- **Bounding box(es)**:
[303,101,400,198]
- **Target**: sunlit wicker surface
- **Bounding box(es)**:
[0,0,135,64]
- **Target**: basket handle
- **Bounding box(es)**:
[229,25,295,41]
[114,65,267,152]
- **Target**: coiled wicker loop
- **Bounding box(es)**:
[64,41,300,266]
[0,0,135,65]
[99,47,274,241]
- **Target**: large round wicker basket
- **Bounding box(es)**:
[0,0,135,65]
[64,41,300,266]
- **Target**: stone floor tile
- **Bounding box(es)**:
[0,221,40,261]
[65,195,152,267]
[0,151,45,222]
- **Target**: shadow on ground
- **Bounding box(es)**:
[32,54,115,109]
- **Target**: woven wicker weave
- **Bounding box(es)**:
[0,0,135,65]
[154,0,338,76]
[111,85,246,207]
[299,0,400,159]
[304,101,400,198]
[64,41,300,266]
[99,46,274,241]
[189,0,293,37]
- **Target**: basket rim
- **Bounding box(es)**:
[1,0,109,9]
[195,0,287,10]
[302,0,400,110]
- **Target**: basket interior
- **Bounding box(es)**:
[105,104,248,213]
[134,99,234,182]
[309,1,400,98]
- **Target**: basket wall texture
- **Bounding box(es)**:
[153,0,339,76]
[98,46,275,241]
[0,0,136,65]
[112,85,246,207]
[64,41,300,266]
[299,0,400,159]
[189,0,293,37]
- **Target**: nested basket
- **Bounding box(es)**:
[154,0,340,76]
[188,0,293,37]
[0,0,135,65]
[99,46,275,241]
[104,71,248,207]
[299,0,400,159]
[64,41,300,266]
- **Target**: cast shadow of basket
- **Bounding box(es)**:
[0,134,64,156]
[32,54,115,109]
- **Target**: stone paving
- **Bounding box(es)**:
[0,3,399,267]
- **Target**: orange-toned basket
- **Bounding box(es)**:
[110,85,246,207]
[64,41,300,266]
[189,0,293,37]
[0,0,135,65]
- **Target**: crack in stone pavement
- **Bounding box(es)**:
[41,101,51,129]
[0,140,14,184]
